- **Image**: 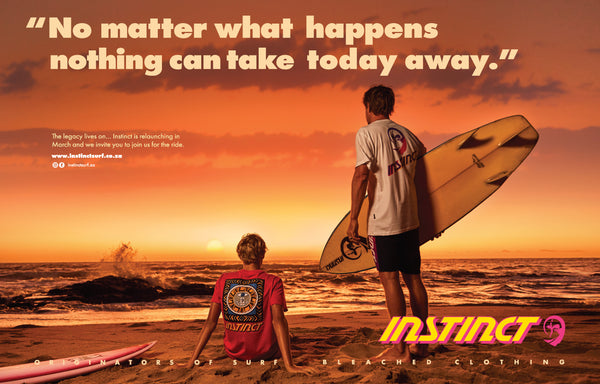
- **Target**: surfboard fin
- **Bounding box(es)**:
[498,125,538,147]
[485,171,511,185]
[457,129,493,149]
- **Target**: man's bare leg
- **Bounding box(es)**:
[402,273,429,357]
[375,271,411,360]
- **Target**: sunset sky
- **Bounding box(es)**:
[0,0,598,262]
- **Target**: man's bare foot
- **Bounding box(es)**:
[409,344,429,359]
[374,345,411,361]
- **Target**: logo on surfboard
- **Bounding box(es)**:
[323,236,371,271]
[341,236,370,260]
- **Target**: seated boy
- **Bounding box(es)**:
[187,234,312,374]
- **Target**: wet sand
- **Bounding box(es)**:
[1,306,598,383]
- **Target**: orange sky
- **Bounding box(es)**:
[0,0,598,262]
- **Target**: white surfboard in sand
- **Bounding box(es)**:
[320,115,539,273]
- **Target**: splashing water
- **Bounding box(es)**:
[100,242,142,279]
[98,243,169,288]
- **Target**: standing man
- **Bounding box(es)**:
[347,85,429,360]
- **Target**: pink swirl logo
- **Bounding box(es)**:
[388,128,407,155]
[543,316,565,346]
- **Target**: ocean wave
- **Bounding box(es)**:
[184,275,216,284]
[507,271,572,279]
[434,269,488,278]
[482,283,533,294]
[1,259,597,321]
[329,275,370,285]
[0,275,213,313]
[0,270,89,281]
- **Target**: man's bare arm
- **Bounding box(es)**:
[347,164,370,241]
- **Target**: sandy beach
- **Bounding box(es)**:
[1,305,598,383]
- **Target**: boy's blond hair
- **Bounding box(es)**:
[236,234,267,264]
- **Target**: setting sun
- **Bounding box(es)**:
[206,239,225,253]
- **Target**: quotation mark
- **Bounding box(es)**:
[26,17,46,29]
[488,49,518,70]
[500,49,519,60]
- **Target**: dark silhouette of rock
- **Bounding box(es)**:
[47,276,213,304]
[48,276,161,304]
[1,276,213,310]
[2,294,43,310]
[165,283,214,296]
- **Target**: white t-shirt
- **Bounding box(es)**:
[355,119,426,236]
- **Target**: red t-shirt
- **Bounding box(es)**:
[211,269,287,360]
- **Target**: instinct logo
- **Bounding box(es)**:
[543,316,566,346]
[388,128,407,155]
[387,128,419,176]
[324,237,370,271]
[380,316,566,346]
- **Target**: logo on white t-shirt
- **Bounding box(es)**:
[388,128,407,155]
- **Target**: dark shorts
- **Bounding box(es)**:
[368,229,421,274]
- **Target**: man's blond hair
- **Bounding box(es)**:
[236,234,267,264]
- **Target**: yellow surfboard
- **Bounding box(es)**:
[320,115,539,273]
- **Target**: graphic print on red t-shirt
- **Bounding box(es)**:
[212,270,286,360]
[222,278,264,324]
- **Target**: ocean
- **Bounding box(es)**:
[0,258,598,328]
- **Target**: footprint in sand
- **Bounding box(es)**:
[339,343,382,359]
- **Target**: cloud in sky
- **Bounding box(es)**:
[0,128,357,169]
[401,45,566,103]
[0,60,44,94]
[0,32,568,104]
[0,128,460,177]
[2,126,597,171]
[107,34,374,93]
[101,36,564,103]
